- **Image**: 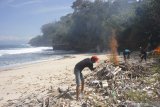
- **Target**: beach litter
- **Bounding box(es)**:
[2,58,160,107]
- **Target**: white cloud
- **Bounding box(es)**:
[5,0,15,3]
[0,0,44,8]
[32,6,71,14]
[0,0,15,8]
[0,0,15,3]
[9,0,44,8]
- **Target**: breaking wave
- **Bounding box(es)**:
[0,47,52,56]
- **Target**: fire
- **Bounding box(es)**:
[109,29,119,65]
[154,46,160,55]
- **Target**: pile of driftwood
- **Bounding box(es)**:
[4,61,160,107]
[83,61,160,107]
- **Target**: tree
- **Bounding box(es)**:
[29,0,160,52]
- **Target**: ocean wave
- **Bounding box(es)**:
[0,47,52,56]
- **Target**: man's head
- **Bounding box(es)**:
[91,56,99,63]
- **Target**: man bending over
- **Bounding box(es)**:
[74,56,99,100]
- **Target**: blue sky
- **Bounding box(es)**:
[0,0,74,44]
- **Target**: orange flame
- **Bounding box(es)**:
[154,46,160,55]
[109,29,119,65]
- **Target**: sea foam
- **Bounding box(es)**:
[0,47,52,56]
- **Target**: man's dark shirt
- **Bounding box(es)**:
[140,49,146,55]
[123,49,130,55]
[75,58,94,71]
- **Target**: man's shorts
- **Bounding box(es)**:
[74,68,84,86]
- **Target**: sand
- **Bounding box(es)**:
[0,53,107,106]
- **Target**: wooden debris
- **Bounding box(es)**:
[2,58,160,107]
[42,97,49,107]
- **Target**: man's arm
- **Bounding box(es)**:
[88,63,96,71]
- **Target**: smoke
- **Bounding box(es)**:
[109,29,119,65]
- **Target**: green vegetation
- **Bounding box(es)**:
[29,0,160,52]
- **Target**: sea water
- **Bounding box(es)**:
[0,44,73,69]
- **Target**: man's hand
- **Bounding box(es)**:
[93,67,97,72]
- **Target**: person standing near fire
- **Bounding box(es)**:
[74,56,99,100]
[139,47,147,62]
[123,49,131,62]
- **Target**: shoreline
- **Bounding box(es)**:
[0,52,107,72]
[0,53,107,106]
[0,54,74,72]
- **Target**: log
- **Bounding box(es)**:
[42,97,49,107]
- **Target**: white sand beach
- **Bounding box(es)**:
[0,53,107,106]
